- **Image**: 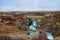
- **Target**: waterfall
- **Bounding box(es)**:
[29,20,37,31]
[28,19,54,40]
[46,32,54,40]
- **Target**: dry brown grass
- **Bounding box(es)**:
[54,37,60,40]
[0,25,27,36]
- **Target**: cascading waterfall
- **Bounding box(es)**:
[28,19,54,40]
[46,32,54,40]
[29,20,37,31]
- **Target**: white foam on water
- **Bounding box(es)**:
[46,32,54,40]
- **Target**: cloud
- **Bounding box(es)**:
[0,0,60,11]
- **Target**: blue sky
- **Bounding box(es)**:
[0,0,60,11]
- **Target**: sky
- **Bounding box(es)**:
[0,0,60,11]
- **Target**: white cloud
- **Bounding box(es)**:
[0,0,60,11]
